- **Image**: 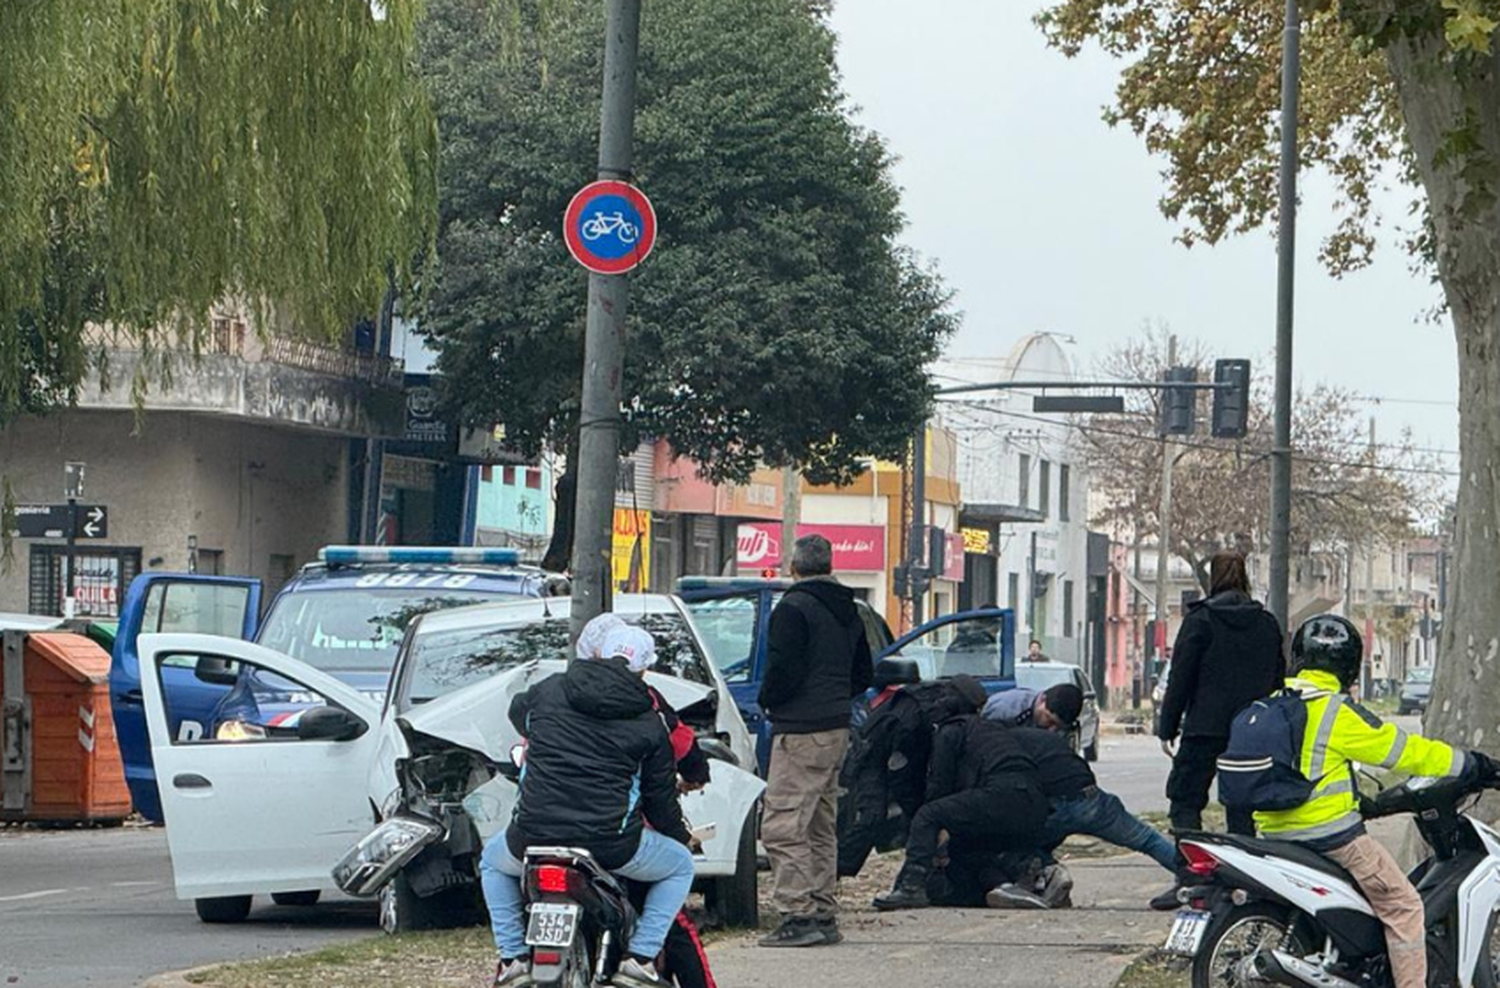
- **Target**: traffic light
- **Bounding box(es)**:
[894,565,911,599]
[1159,366,1198,436]
[1211,358,1251,439]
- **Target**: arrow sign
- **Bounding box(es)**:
[7,504,108,540]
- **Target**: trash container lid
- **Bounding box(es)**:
[24,633,112,685]
[84,621,119,652]
[0,613,67,633]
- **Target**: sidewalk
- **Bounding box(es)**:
[710,856,1174,988]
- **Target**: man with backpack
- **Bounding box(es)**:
[1215,614,1500,988]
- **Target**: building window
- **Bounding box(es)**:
[1063,580,1075,637]
[1018,454,1031,508]
[1059,465,1071,522]
[1039,460,1051,518]
[28,546,142,618]
[525,468,542,490]
[197,549,225,575]
[502,466,516,485]
[1007,572,1020,611]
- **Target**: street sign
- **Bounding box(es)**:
[1033,395,1126,414]
[563,179,658,275]
[65,462,85,500]
[9,504,108,540]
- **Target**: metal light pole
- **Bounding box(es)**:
[910,425,927,625]
[1267,0,1301,630]
[1155,336,1178,638]
[570,0,642,642]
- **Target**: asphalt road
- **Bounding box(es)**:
[1090,729,1173,816]
[0,825,374,988]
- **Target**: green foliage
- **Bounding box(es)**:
[1034,0,1500,273]
[418,0,956,485]
[0,1,438,423]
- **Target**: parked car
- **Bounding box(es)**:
[134,594,765,931]
[1398,665,1434,715]
[676,578,1015,770]
[109,546,567,821]
[1015,659,1101,761]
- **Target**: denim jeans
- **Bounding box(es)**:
[479,828,696,961]
[1043,788,1178,873]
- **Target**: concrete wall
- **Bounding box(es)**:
[0,410,350,612]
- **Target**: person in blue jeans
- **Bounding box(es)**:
[480,625,694,988]
[986,727,1177,909]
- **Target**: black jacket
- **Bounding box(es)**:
[1010,727,1095,800]
[1158,590,1286,741]
[506,658,691,870]
[759,578,874,734]
[927,716,1040,802]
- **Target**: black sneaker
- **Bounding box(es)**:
[1149,884,1184,912]
[1037,864,1074,908]
[759,918,826,948]
[815,916,844,945]
[873,883,931,911]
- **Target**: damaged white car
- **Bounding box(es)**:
[137,595,765,933]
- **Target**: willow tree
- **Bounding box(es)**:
[1038,1,1500,749]
[0,0,437,422]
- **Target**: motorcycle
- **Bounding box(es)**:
[1163,773,1500,988]
[522,846,638,988]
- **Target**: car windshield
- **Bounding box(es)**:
[1015,664,1076,691]
[683,595,773,683]
[257,588,499,673]
[1407,667,1434,684]
[400,612,710,709]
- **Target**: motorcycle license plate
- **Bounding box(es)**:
[526,903,580,948]
[1163,908,1211,956]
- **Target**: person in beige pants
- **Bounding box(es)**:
[756,535,872,948]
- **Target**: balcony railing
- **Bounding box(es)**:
[265,337,405,389]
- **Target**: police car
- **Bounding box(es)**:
[109,547,567,822]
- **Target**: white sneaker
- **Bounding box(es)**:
[985,883,1050,910]
[612,957,670,988]
[494,958,534,988]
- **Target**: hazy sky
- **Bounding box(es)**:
[825,1,1461,468]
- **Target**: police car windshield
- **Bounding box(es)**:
[401,613,710,710]
[257,588,496,672]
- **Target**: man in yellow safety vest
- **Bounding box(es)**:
[1256,614,1498,988]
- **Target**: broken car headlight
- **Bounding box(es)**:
[331,814,445,897]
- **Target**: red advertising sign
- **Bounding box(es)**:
[736,523,887,573]
[945,532,966,582]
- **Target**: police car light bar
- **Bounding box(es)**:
[319,546,522,566]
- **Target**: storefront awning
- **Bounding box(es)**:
[961,503,1047,525]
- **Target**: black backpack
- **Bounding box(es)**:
[1217,690,1317,812]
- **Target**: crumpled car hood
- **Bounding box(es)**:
[398,660,716,760]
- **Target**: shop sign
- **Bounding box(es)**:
[736,522,886,573]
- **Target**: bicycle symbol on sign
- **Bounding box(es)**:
[580,210,639,244]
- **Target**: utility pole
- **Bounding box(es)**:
[1155,336,1178,652]
[1268,0,1301,630]
[780,466,800,577]
[569,0,642,642]
[910,425,928,625]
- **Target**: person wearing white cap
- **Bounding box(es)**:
[478,616,693,988]
[576,612,627,661]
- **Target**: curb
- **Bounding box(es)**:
[140,965,220,987]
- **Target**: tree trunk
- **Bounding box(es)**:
[1385,35,1500,752]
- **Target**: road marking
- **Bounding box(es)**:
[111,881,159,888]
[0,887,77,903]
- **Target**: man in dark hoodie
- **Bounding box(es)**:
[478,629,694,988]
[1157,550,1286,837]
[758,534,873,948]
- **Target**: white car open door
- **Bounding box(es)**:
[138,632,382,900]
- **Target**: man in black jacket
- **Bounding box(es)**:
[873,715,1049,910]
[478,638,693,988]
[758,534,873,948]
[1157,551,1285,836]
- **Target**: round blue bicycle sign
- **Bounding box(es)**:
[563,180,658,275]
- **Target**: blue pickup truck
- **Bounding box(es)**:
[676,578,1014,770]
[109,546,565,822]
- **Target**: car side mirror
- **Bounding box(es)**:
[297,705,368,742]
[193,656,240,687]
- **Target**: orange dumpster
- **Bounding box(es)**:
[1,630,131,823]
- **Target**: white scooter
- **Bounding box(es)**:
[1163,773,1500,988]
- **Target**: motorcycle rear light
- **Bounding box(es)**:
[533,951,562,965]
[1181,843,1220,876]
[536,865,571,894]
